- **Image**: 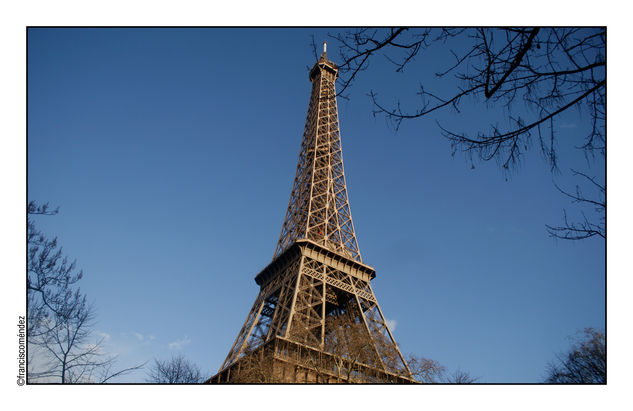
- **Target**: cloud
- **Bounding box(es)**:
[385,319,397,332]
[96,331,111,342]
[168,336,191,350]
[131,332,156,343]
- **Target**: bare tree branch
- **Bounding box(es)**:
[547,170,605,240]
[332,27,605,241]
[545,328,605,383]
[146,355,204,383]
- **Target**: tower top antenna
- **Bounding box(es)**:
[323,41,327,54]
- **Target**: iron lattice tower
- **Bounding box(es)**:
[210,45,413,383]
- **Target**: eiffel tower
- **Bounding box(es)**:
[209,44,414,383]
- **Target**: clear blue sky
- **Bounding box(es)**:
[27,27,605,383]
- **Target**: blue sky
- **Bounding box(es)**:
[26,27,605,383]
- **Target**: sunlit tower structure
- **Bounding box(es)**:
[209,44,414,383]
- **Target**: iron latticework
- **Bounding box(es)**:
[209,46,413,383]
[274,49,361,263]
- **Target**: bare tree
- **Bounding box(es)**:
[321,314,380,382]
[445,368,479,384]
[228,344,281,383]
[403,355,479,383]
[545,328,605,383]
[147,355,204,383]
[27,201,144,383]
[331,28,605,240]
[31,300,143,383]
[405,354,446,383]
[287,309,413,383]
[27,201,84,340]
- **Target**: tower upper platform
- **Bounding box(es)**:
[309,48,338,82]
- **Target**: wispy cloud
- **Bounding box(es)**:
[96,331,111,342]
[131,332,156,343]
[168,336,191,350]
[385,319,397,332]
